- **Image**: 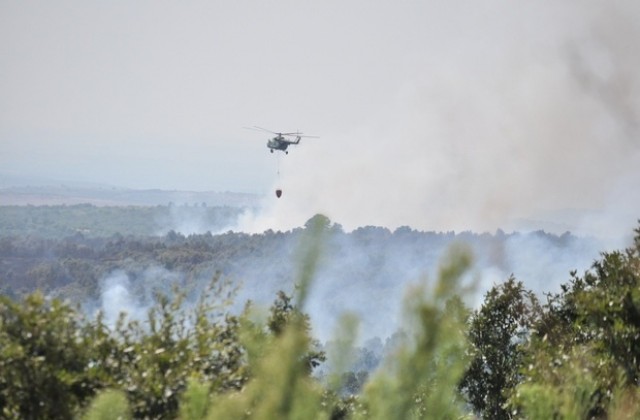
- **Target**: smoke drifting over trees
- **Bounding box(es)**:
[236,1,640,242]
[0,209,605,342]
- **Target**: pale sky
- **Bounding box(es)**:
[2,1,639,234]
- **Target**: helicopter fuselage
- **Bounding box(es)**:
[267,136,301,153]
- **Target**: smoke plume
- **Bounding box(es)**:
[238,1,640,244]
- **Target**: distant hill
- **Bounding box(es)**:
[0,185,261,207]
[0,204,246,238]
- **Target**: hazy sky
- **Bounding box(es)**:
[2,1,639,234]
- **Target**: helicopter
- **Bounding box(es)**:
[245,126,318,154]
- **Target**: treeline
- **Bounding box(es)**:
[0,214,596,305]
[0,204,243,238]
[1,222,639,418]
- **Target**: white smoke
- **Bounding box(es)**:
[99,271,147,328]
[237,1,640,240]
[97,267,183,328]
[302,231,604,342]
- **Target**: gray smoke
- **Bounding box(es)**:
[303,231,603,342]
[237,1,640,243]
[99,271,147,328]
[88,225,608,344]
[96,266,183,328]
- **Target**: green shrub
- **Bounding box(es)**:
[83,389,131,420]
[0,292,100,418]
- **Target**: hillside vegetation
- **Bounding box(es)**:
[1,206,639,418]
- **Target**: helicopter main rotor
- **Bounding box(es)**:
[244,126,318,138]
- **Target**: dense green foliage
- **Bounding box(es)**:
[460,224,640,419]
[0,276,250,419]
[0,292,98,418]
[460,276,541,419]
[507,225,640,418]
